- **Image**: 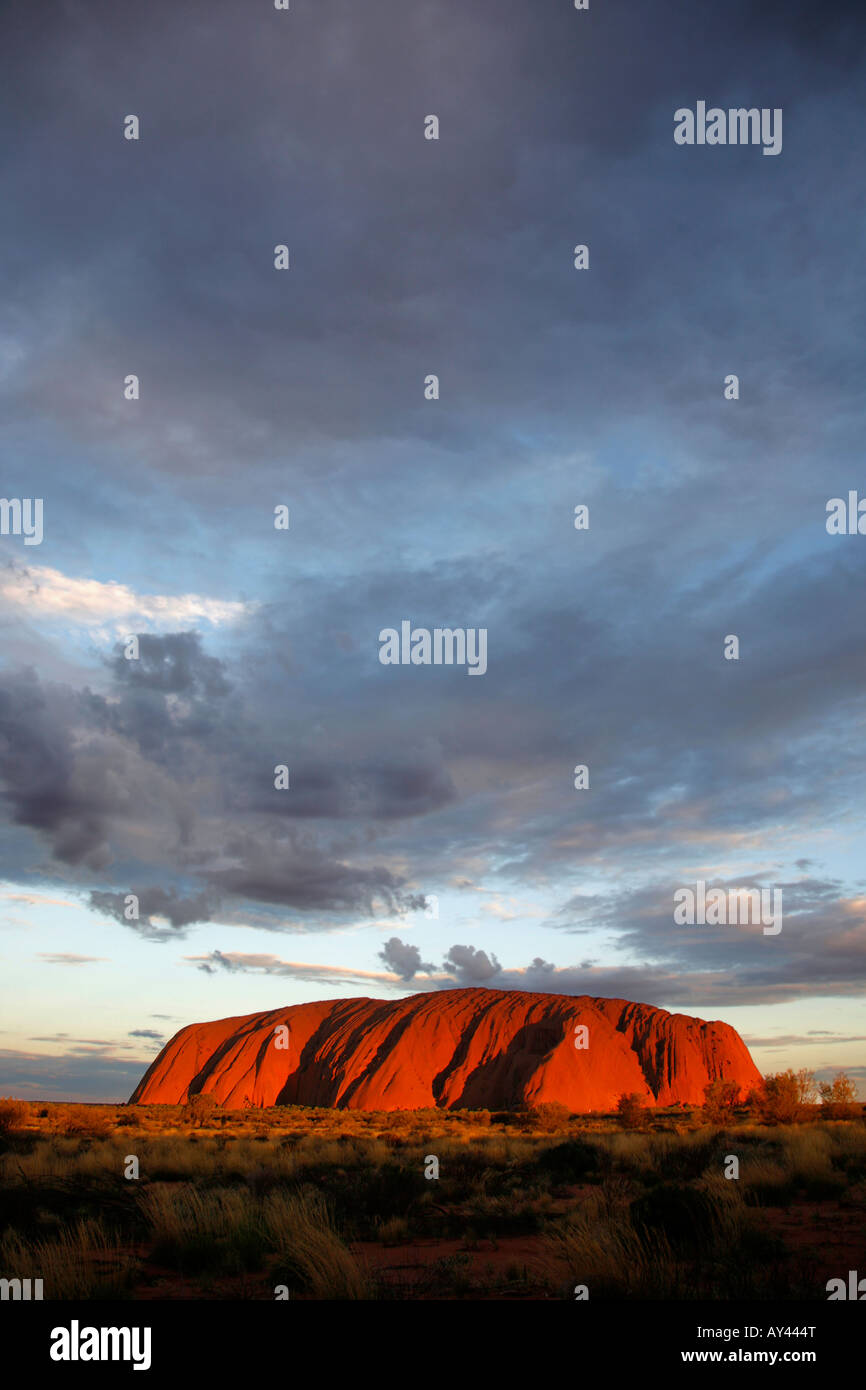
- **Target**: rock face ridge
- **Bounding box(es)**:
[129,988,762,1112]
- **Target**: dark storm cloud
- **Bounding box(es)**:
[374,938,501,985]
[1,0,862,526]
[0,650,450,922]
[206,830,425,916]
[98,633,240,767]
[106,632,231,698]
[373,864,866,1005]
[217,542,866,897]
[0,669,132,869]
[442,943,501,983]
[89,886,219,940]
[364,937,689,1002]
[548,876,866,1006]
[0,666,201,868]
[3,538,866,964]
[235,755,457,822]
[378,936,435,981]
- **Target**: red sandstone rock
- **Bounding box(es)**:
[129,988,761,1112]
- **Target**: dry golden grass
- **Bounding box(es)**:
[265,1189,371,1298]
[138,1182,258,1245]
[1,1102,862,1300]
[0,1097,30,1134]
[540,1208,682,1298]
[133,1180,370,1297]
[0,1218,137,1299]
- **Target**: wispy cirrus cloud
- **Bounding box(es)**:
[36,953,109,965]
[188,950,400,986]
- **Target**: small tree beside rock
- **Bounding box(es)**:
[183,1093,219,1128]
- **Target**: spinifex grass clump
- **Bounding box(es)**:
[138,1184,265,1273]
[539,1176,798,1299]
[630,1177,745,1255]
[266,1189,371,1299]
[541,1206,683,1299]
[0,1219,138,1299]
[136,1180,371,1296]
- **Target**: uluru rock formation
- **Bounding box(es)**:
[129,989,762,1112]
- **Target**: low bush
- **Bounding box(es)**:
[0,1098,29,1135]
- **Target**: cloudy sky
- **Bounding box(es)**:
[1,0,865,1101]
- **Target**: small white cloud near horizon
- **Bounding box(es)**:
[0,563,252,632]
